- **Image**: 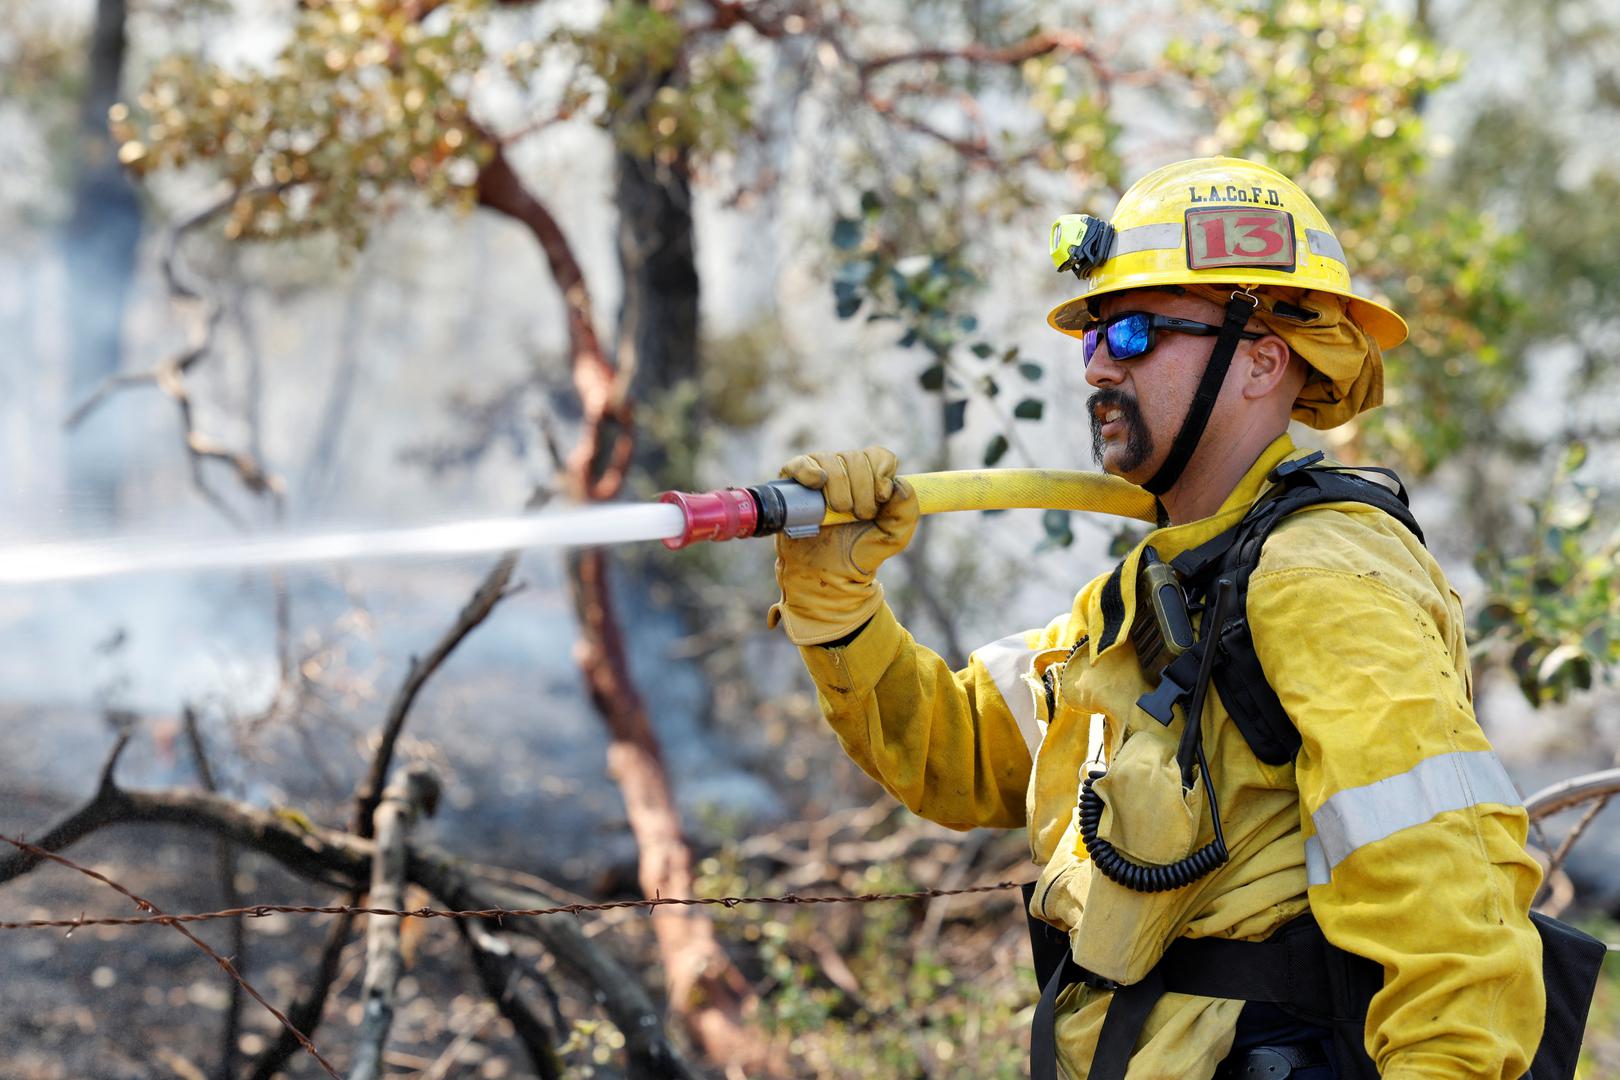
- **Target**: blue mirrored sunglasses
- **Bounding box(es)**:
[1083,312,1264,367]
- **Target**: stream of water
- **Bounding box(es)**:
[0,502,689,585]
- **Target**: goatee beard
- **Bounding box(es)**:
[1089,389,1154,474]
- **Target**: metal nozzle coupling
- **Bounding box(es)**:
[658,479,828,549]
[658,488,758,549]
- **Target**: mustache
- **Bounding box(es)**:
[1088,388,1153,472]
[1087,388,1141,424]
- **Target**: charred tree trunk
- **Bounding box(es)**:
[612,61,720,760]
[61,0,142,522]
[615,143,700,485]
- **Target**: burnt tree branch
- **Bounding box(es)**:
[181,706,247,1080]
[459,919,565,1080]
[350,765,441,1080]
[352,552,519,837]
[0,778,700,1078]
[244,899,358,1080]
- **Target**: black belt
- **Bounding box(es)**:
[1214,1043,1330,1080]
[1025,883,1346,1080]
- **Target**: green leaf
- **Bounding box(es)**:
[944,399,967,434]
[918,364,945,391]
[860,190,883,217]
[832,217,862,250]
[981,375,999,398]
[833,281,862,319]
[970,342,994,359]
[1014,398,1044,420]
[1001,346,1021,364]
[1038,508,1075,550]
[983,434,1009,466]
[1018,362,1044,381]
[958,315,979,332]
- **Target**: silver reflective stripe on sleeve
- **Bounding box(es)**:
[1305,836,1331,887]
[971,633,1043,754]
[1305,749,1523,886]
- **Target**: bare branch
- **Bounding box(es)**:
[857,29,1100,77]
[181,706,247,1080]
[0,784,701,1078]
[351,765,441,1080]
[458,919,565,1080]
[475,143,635,501]
[63,186,286,520]
[245,898,359,1080]
[353,552,519,837]
[860,92,992,160]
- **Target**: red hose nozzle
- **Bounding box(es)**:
[658,488,760,549]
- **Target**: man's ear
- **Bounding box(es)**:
[1241,334,1298,401]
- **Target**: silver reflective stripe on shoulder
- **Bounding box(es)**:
[1306,229,1347,265]
[1107,222,1183,260]
[971,633,1043,753]
[1306,750,1522,886]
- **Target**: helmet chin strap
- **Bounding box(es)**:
[1142,291,1260,497]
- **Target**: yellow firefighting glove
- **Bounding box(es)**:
[767,446,920,646]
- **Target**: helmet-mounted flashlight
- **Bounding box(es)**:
[1049,213,1116,280]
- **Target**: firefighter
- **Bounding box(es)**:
[768,157,1544,1078]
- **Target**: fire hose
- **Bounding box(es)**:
[657,469,1159,549]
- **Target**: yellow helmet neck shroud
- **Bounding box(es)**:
[1047,157,1406,433]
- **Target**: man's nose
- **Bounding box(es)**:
[1084,344,1127,389]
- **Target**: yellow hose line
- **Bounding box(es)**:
[820,469,1159,526]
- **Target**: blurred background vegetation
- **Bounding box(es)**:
[2,0,1618,1077]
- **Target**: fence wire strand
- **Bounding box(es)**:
[0,880,1031,932]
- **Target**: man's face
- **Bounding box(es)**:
[1083,289,1236,484]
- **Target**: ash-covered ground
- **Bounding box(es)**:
[0,555,793,1079]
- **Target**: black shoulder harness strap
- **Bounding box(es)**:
[1148,451,1425,765]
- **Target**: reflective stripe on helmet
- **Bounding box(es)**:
[1304,750,1522,886]
[1097,223,1350,270]
[1306,229,1347,264]
[1108,222,1183,259]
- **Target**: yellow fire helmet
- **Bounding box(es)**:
[1046,156,1408,439]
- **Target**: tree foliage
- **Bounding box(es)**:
[1476,443,1620,707]
[107,0,1620,700]
[1164,0,1523,469]
[115,2,491,249]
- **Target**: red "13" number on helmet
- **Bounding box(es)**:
[1185,207,1296,272]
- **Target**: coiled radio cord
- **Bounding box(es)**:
[1079,578,1234,893]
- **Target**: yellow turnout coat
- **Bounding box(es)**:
[795,435,1544,1079]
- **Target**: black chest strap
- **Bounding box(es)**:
[1148,453,1425,765]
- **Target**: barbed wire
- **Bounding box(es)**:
[1,833,343,1078]
[0,880,1031,933]
[3,829,1029,1078]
